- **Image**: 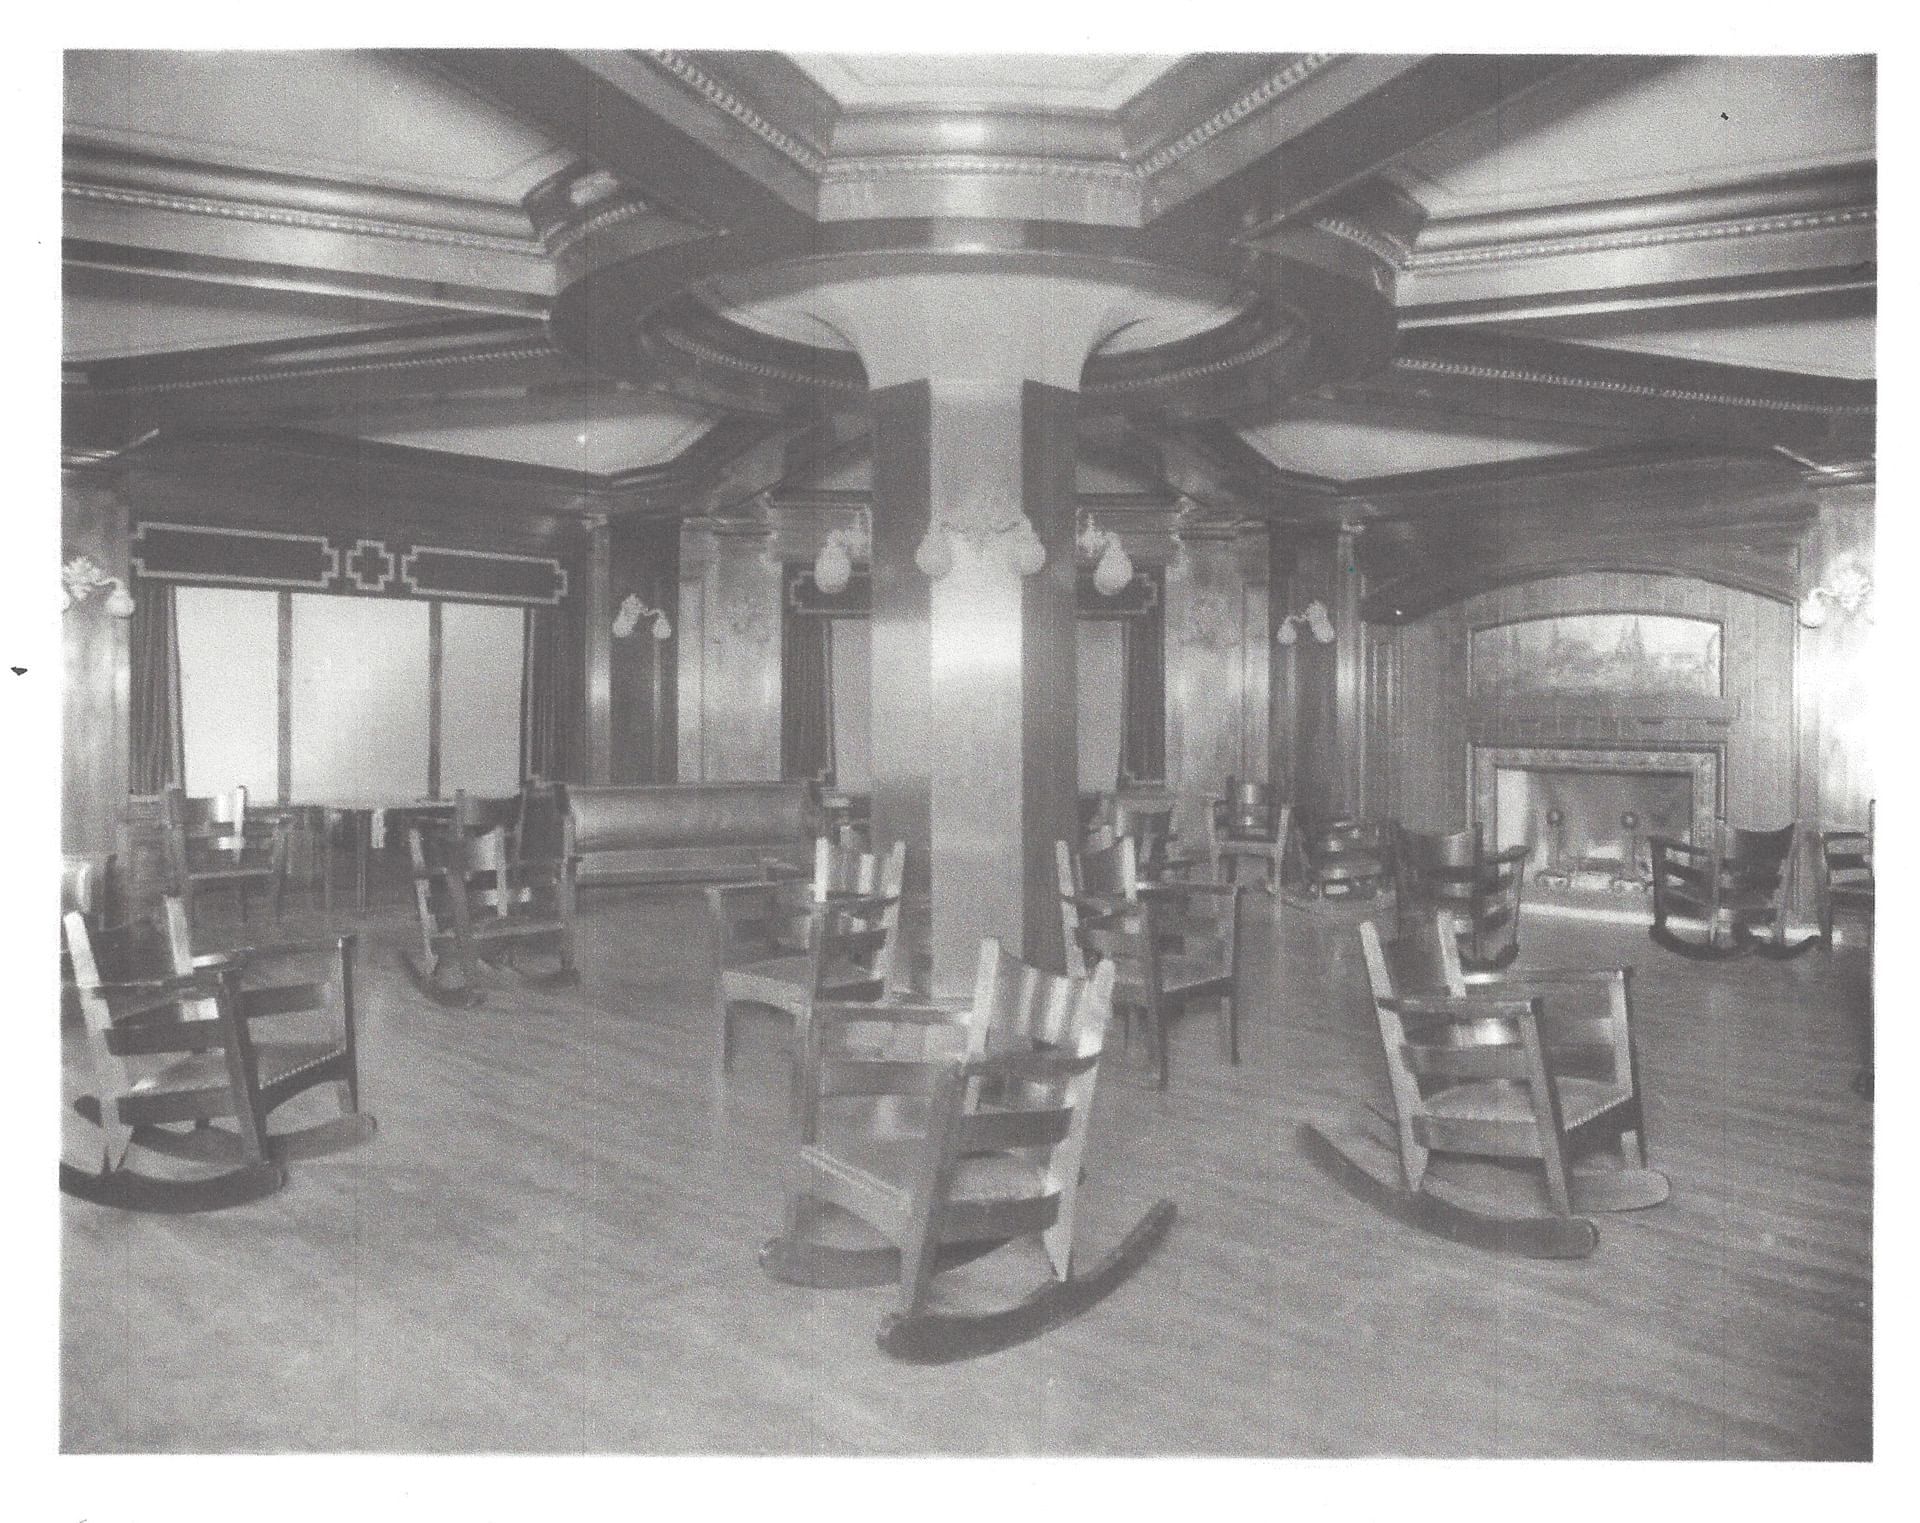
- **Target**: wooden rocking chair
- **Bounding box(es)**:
[1206,780,1290,893]
[1056,837,1242,1089]
[1648,820,1817,960]
[1394,823,1527,972]
[759,938,1176,1362]
[1302,915,1666,1258]
[402,796,580,1007]
[161,783,289,926]
[62,901,373,1211]
[1291,811,1393,899]
[710,837,907,1075]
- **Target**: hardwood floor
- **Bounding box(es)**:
[60,889,1873,1456]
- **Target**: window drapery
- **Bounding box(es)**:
[781,604,835,783]
[128,578,184,794]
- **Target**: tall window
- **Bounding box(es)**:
[173,588,526,802]
[1076,620,1124,792]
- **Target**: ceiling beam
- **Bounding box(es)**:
[1149,54,1584,253]
[414,49,818,238]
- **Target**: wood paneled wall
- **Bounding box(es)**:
[609,517,679,783]
[1380,571,1799,832]
[61,471,130,860]
[675,523,783,782]
[1165,528,1270,837]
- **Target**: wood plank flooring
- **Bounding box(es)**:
[60,889,1873,1455]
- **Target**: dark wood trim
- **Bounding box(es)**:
[276,592,293,804]
[427,600,444,800]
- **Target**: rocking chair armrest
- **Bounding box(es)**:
[1646,834,1707,858]
[810,998,971,1029]
[201,933,356,965]
[1383,992,1540,1021]
[1460,966,1628,991]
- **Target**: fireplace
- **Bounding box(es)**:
[1473,746,1719,898]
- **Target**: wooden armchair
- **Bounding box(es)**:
[402,798,580,1007]
[1393,823,1527,972]
[1291,812,1392,900]
[710,838,907,1075]
[161,783,289,925]
[62,900,373,1211]
[1056,836,1242,1089]
[1648,820,1817,960]
[759,938,1175,1362]
[1302,917,1665,1258]
[1205,780,1290,893]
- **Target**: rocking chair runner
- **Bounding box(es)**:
[1648,819,1817,960]
[759,938,1175,1362]
[62,901,374,1211]
[1394,823,1527,972]
[710,838,908,1075]
[403,799,580,1007]
[1302,916,1665,1259]
[1056,837,1242,1089]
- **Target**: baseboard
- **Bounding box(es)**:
[1520,901,1842,944]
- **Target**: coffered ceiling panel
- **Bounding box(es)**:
[789,54,1180,112]
[349,406,718,476]
[63,267,450,363]
[1390,54,1875,217]
[64,50,574,202]
[1239,416,1588,481]
[1513,309,1875,381]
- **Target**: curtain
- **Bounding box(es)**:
[520,602,577,783]
[781,608,834,782]
[1120,610,1166,784]
[128,578,184,793]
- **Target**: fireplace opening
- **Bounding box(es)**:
[1493,767,1694,895]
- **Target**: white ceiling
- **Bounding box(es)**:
[1239,417,1587,481]
[788,54,1180,112]
[1530,310,1875,380]
[349,406,718,475]
[63,267,447,362]
[1392,54,1875,218]
[64,50,574,202]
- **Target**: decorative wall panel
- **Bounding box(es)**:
[132,520,568,605]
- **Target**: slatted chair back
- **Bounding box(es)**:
[1358,919,1573,1211]
[1055,837,1143,979]
[161,783,289,923]
[1394,824,1527,971]
[1223,779,1282,839]
[1649,818,1802,955]
[1294,812,1392,899]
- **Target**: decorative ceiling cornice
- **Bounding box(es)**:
[820,155,1138,190]
[64,178,544,257]
[1389,353,1874,416]
[1403,205,1874,272]
[648,50,830,176]
[73,336,564,400]
[1132,54,1338,179]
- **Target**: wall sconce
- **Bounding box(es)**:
[1797,567,1872,629]
[62,556,135,617]
[914,515,1046,581]
[1275,600,1335,646]
[1077,518,1134,596]
[612,593,672,640]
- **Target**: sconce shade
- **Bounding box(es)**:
[1276,618,1297,646]
[1008,520,1046,577]
[915,526,954,580]
[814,537,853,595]
[1797,591,1830,629]
[1093,540,1133,596]
[1304,599,1335,643]
[651,612,673,641]
[104,583,136,619]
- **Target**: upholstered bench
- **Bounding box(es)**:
[565,781,818,889]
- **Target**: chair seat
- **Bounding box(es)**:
[1160,954,1231,995]
[186,864,278,883]
[134,1038,343,1098]
[724,953,879,1012]
[808,1131,1049,1207]
[1426,1076,1631,1131]
[469,914,568,941]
